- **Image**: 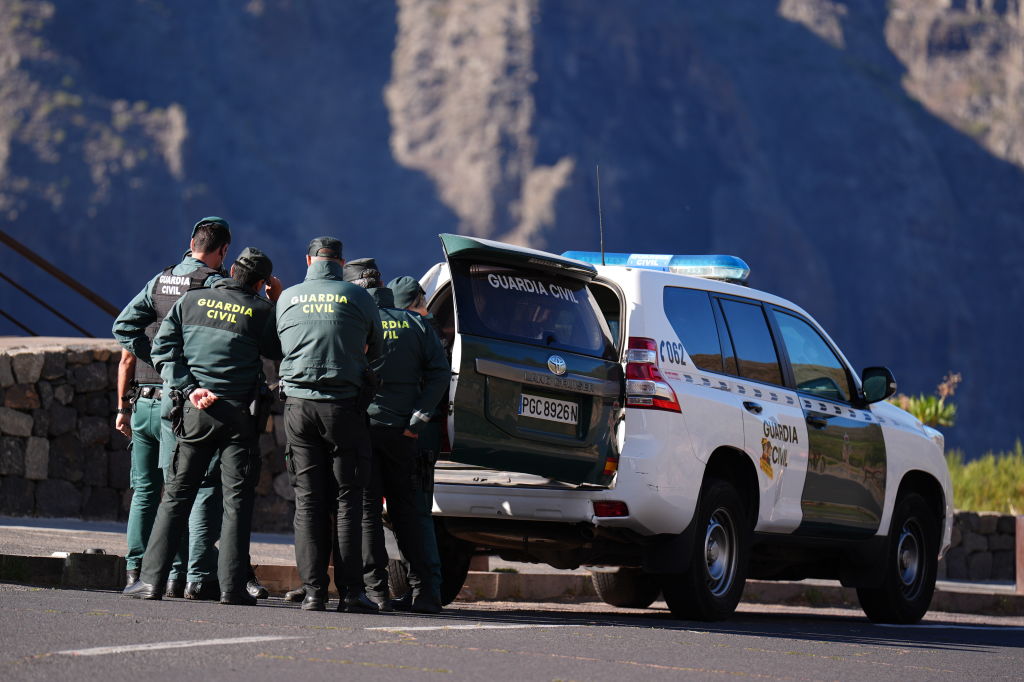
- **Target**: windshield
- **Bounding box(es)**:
[450,261,617,360]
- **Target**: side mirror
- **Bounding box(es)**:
[861,366,897,404]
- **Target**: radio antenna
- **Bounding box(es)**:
[595,164,606,266]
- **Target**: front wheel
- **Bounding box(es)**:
[856,492,938,624]
[661,478,750,621]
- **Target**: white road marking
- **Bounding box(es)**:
[367,623,576,632]
[876,624,1024,631]
[55,636,301,656]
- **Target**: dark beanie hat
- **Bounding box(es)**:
[343,257,382,289]
[388,276,425,309]
[234,246,273,280]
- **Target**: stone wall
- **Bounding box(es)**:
[0,340,293,532]
[938,512,1019,583]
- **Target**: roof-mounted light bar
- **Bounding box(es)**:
[562,251,751,285]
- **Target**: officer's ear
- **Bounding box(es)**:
[306,255,313,267]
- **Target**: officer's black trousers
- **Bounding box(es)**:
[285,396,370,598]
[362,424,436,602]
[140,399,259,594]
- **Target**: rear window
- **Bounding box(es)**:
[450,262,616,359]
[718,298,783,386]
[663,287,725,372]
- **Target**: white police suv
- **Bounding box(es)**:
[420,234,952,623]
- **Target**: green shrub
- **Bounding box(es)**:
[891,372,960,427]
[946,442,1024,514]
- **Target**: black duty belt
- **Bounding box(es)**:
[138,385,163,400]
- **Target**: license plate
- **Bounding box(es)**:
[518,394,579,425]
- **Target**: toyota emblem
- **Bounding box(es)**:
[547,355,567,376]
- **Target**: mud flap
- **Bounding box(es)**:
[642,522,697,574]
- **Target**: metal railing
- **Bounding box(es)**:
[0,229,119,337]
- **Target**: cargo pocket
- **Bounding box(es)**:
[241,449,262,487]
[285,446,296,487]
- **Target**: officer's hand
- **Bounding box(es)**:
[190,388,219,410]
[403,429,419,439]
[265,276,284,302]
[115,413,131,438]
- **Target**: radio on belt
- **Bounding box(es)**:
[562,251,751,285]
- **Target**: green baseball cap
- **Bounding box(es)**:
[234,246,273,280]
[307,236,342,259]
[191,216,231,240]
[388,276,425,309]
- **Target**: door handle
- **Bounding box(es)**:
[742,401,763,415]
[806,414,829,429]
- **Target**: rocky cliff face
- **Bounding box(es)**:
[1,0,1022,454]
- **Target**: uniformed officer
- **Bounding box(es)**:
[385,275,447,607]
[112,218,234,598]
[345,260,449,614]
[123,247,282,604]
[275,238,383,613]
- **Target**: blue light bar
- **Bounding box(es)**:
[562,251,751,284]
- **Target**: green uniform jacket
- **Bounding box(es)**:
[151,279,282,401]
[276,260,383,400]
[112,255,227,370]
[367,287,450,433]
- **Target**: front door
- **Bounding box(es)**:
[768,308,886,538]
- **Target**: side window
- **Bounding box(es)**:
[718,299,783,386]
[772,310,853,403]
[590,283,622,354]
[663,287,725,372]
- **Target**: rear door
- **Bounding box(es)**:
[440,234,624,486]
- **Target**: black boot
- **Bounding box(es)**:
[125,568,140,589]
[383,591,413,612]
[340,591,379,614]
[219,591,258,606]
[165,578,185,599]
[246,578,269,600]
[123,580,162,600]
[301,594,326,611]
[284,586,306,603]
[184,581,220,600]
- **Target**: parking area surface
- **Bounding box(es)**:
[2,583,1022,681]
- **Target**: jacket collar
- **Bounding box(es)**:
[370,287,395,308]
[304,260,345,281]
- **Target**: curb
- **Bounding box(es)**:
[2,553,1021,617]
[0,553,125,591]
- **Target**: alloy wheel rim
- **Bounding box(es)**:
[704,507,737,597]
[896,518,924,600]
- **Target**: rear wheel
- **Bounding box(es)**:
[661,478,750,621]
[856,492,938,624]
[387,523,473,605]
[435,520,473,605]
[590,567,661,608]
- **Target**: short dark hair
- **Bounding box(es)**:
[231,262,264,290]
[192,223,231,253]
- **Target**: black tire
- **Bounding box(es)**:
[435,519,473,605]
[387,558,411,599]
[590,568,661,608]
[856,492,938,624]
[661,478,750,621]
[387,525,472,606]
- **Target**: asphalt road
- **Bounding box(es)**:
[1,583,1022,681]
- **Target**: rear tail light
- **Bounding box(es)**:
[625,337,681,413]
[593,500,630,517]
